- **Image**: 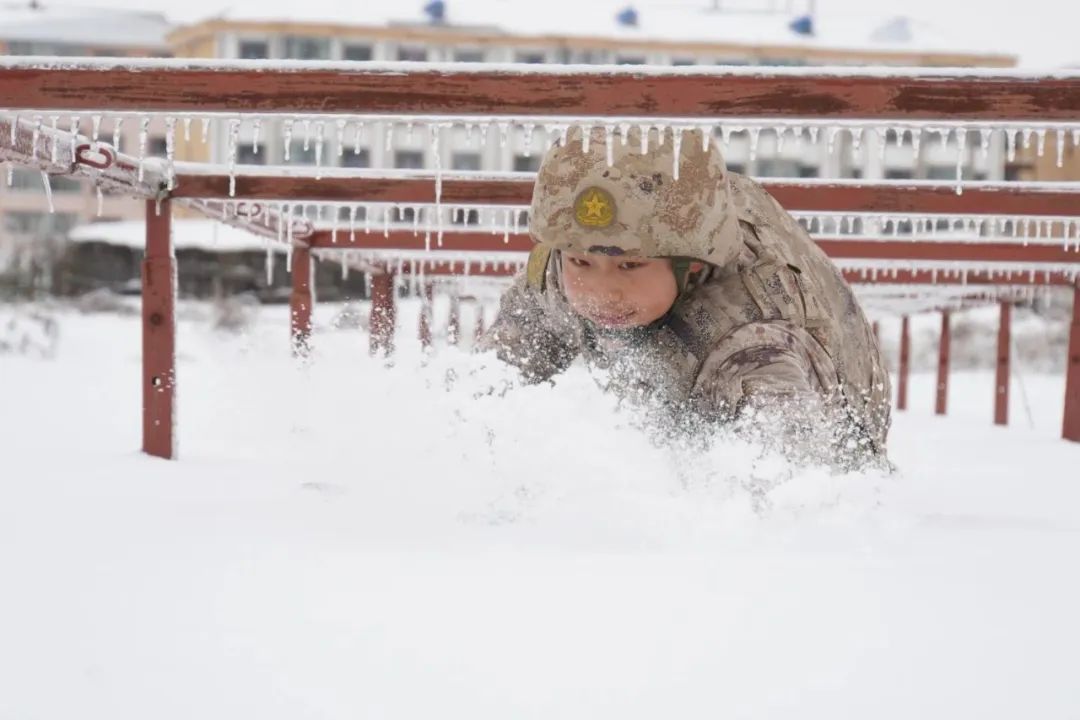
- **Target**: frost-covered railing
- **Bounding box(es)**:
[1,58,1079,455]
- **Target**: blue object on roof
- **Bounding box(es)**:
[789,15,814,36]
[423,0,446,23]
[616,6,639,27]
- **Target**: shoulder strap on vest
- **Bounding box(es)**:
[527,246,552,291]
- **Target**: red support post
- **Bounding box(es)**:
[936,310,951,416]
[1063,284,1080,442]
[290,246,313,357]
[447,296,461,346]
[369,272,396,356]
[995,302,1011,426]
[897,315,910,411]
[418,282,434,351]
[142,199,176,460]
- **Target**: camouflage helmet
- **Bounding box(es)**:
[529,125,741,268]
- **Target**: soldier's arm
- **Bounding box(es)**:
[475,272,580,383]
[691,322,856,464]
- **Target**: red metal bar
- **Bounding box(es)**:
[369,272,396,356]
[936,310,951,415]
[1064,284,1080,442]
[419,282,434,351]
[995,301,1011,426]
[178,174,1080,218]
[142,199,176,460]
[290,246,313,356]
[898,315,910,411]
[2,62,1077,120]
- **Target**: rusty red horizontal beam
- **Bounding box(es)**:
[309,229,1080,265]
[171,174,1080,217]
[2,63,1078,120]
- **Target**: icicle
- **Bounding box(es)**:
[178,117,189,144]
[936,127,950,149]
[252,118,261,155]
[1021,128,1033,150]
[432,123,444,249]
[776,126,786,155]
[314,122,325,177]
[850,127,863,163]
[808,126,819,146]
[283,119,295,161]
[1006,128,1018,162]
[481,123,491,148]
[383,206,391,237]
[91,115,101,142]
[285,205,295,273]
[1035,129,1046,157]
[503,209,510,244]
[826,127,839,158]
[748,126,760,163]
[40,171,54,213]
[878,127,888,164]
[302,119,312,152]
[464,122,474,144]
[700,125,711,152]
[364,207,371,234]
[68,116,80,164]
[201,117,211,145]
[720,125,732,151]
[29,116,41,161]
[349,205,357,243]
[619,123,631,146]
[95,185,104,217]
[581,124,591,154]
[227,118,240,197]
[1073,129,1080,150]
[164,117,176,189]
[672,127,684,180]
[110,116,122,152]
[911,129,921,160]
[655,125,666,146]
[639,124,650,154]
[604,125,614,166]
[49,116,59,165]
[340,254,348,280]
[523,123,535,157]
[498,121,511,151]
[266,243,275,286]
[358,120,371,154]
[1055,129,1066,168]
[413,206,421,236]
[137,116,150,182]
[978,127,991,162]
[954,127,967,195]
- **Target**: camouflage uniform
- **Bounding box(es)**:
[479,126,891,461]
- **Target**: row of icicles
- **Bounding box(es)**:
[6,112,1080,203]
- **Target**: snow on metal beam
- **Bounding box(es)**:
[1,59,1078,120]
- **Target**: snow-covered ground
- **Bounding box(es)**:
[1,300,1079,719]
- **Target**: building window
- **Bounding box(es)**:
[512,155,540,172]
[343,44,373,61]
[3,211,79,235]
[727,163,746,175]
[341,149,371,168]
[515,51,546,64]
[756,158,800,177]
[286,141,317,165]
[148,137,168,157]
[925,165,954,180]
[453,49,484,62]
[451,152,482,171]
[238,40,269,59]
[393,207,416,223]
[394,150,425,169]
[283,36,330,60]
[236,143,264,165]
[885,169,914,180]
[338,205,367,222]
[397,47,428,62]
[672,58,696,66]
[797,164,820,178]
[616,56,646,65]
[452,208,481,226]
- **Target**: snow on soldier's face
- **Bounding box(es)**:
[561,250,681,329]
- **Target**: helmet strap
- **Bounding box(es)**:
[671,257,692,294]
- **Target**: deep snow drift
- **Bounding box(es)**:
[1,300,1078,719]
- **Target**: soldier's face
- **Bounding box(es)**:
[561,251,679,328]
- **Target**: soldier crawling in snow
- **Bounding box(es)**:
[477,126,891,467]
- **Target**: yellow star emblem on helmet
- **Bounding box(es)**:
[574,187,616,228]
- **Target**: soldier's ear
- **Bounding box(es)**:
[689,261,705,273]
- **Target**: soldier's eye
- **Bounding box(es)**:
[619,262,645,270]
[568,257,590,268]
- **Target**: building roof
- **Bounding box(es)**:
[0,1,170,50]
[70,219,284,253]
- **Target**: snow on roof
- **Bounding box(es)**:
[0,2,170,49]
[69,219,283,253]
